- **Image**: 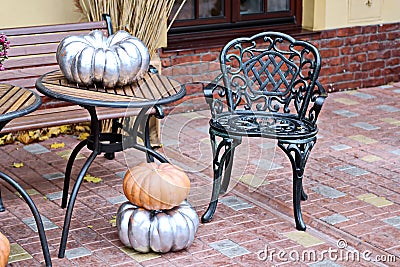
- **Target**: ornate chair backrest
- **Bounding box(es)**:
[220,32,322,122]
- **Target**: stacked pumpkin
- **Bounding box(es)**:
[117,162,199,253]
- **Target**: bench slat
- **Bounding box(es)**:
[1,106,155,133]
[1,21,107,36]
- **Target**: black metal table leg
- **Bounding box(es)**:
[61,139,88,209]
[58,150,99,258]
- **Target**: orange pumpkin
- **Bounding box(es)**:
[123,162,190,210]
[0,232,10,267]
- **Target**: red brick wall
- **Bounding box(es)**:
[159,22,400,111]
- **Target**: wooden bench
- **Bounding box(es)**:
[0,15,159,139]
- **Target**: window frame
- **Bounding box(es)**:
[165,0,305,52]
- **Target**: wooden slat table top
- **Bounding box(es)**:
[0,83,42,123]
[36,70,186,108]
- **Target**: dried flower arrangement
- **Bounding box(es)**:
[0,33,10,71]
[73,0,186,57]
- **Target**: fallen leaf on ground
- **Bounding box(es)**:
[77,132,90,140]
[50,142,65,149]
[12,162,24,168]
[83,174,103,183]
[109,216,117,227]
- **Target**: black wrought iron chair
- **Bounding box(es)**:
[201,32,327,230]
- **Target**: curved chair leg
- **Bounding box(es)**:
[278,138,315,231]
[0,188,5,212]
[220,142,237,194]
[61,139,88,209]
[58,150,99,258]
[201,132,241,223]
[0,171,52,267]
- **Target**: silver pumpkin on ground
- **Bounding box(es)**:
[116,201,200,253]
[56,30,150,88]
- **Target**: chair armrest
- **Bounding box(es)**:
[309,81,328,124]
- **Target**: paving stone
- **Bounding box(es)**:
[22,215,58,232]
[379,85,394,89]
[43,172,64,180]
[383,216,400,227]
[8,243,32,263]
[23,143,50,154]
[283,231,325,247]
[107,195,128,204]
[310,260,343,267]
[209,239,250,258]
[120,247,160,262]
[209,239,238,250]
[311,185,346,199]
[45,191,64,201]
[251,158,283,171]
[394,89,400,93]
[116,170,127,179]
[238,174,269,188]
[220,196,254,210]
[333,98,359,105]
[351,122,380,131]
[333,110,359,117]
[376,105,400,112]
[330,144,352,151]
[320,214,349,225]
[336,165,369,176]
[15,188,40,198]
[346,91,376,99]
[257,140,276,149]
[219,245,251,258]
[391,149,400,156]
[65,247,92,260]
[357,193,394,207]
[381,118,400,125]
[361,155,382,162]
[348,135,377,144]
[56,149,85,160]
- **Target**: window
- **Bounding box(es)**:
[166,0,303,51]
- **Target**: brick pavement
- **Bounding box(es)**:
[0,83,399,266]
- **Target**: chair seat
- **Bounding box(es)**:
[210,111,318,140]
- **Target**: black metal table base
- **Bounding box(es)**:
[58,106,168,258]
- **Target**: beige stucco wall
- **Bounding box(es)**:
[1,1,399,31]
[303,0,400,31]
[0,0,82,28]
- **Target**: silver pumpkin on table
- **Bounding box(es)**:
[116,201,200,253]
[56,30,150,88]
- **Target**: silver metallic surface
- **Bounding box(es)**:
[56,30,150,88]
[116,201,199,253]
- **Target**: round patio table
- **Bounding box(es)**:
[0,83,52,266]
[36,69,186,258]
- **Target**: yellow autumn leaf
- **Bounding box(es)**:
[38,135,49,141]
[47,127,61,136]
[60,125,71,134]
[77,132,90,141]
[75,125,91,132]
[50,142,65,149]
[17,133,32,144]
[0,133,14,146]
[87,225,93,229]
[83,174,103,183]
[12,162,24,168]
[109,216,117,227]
